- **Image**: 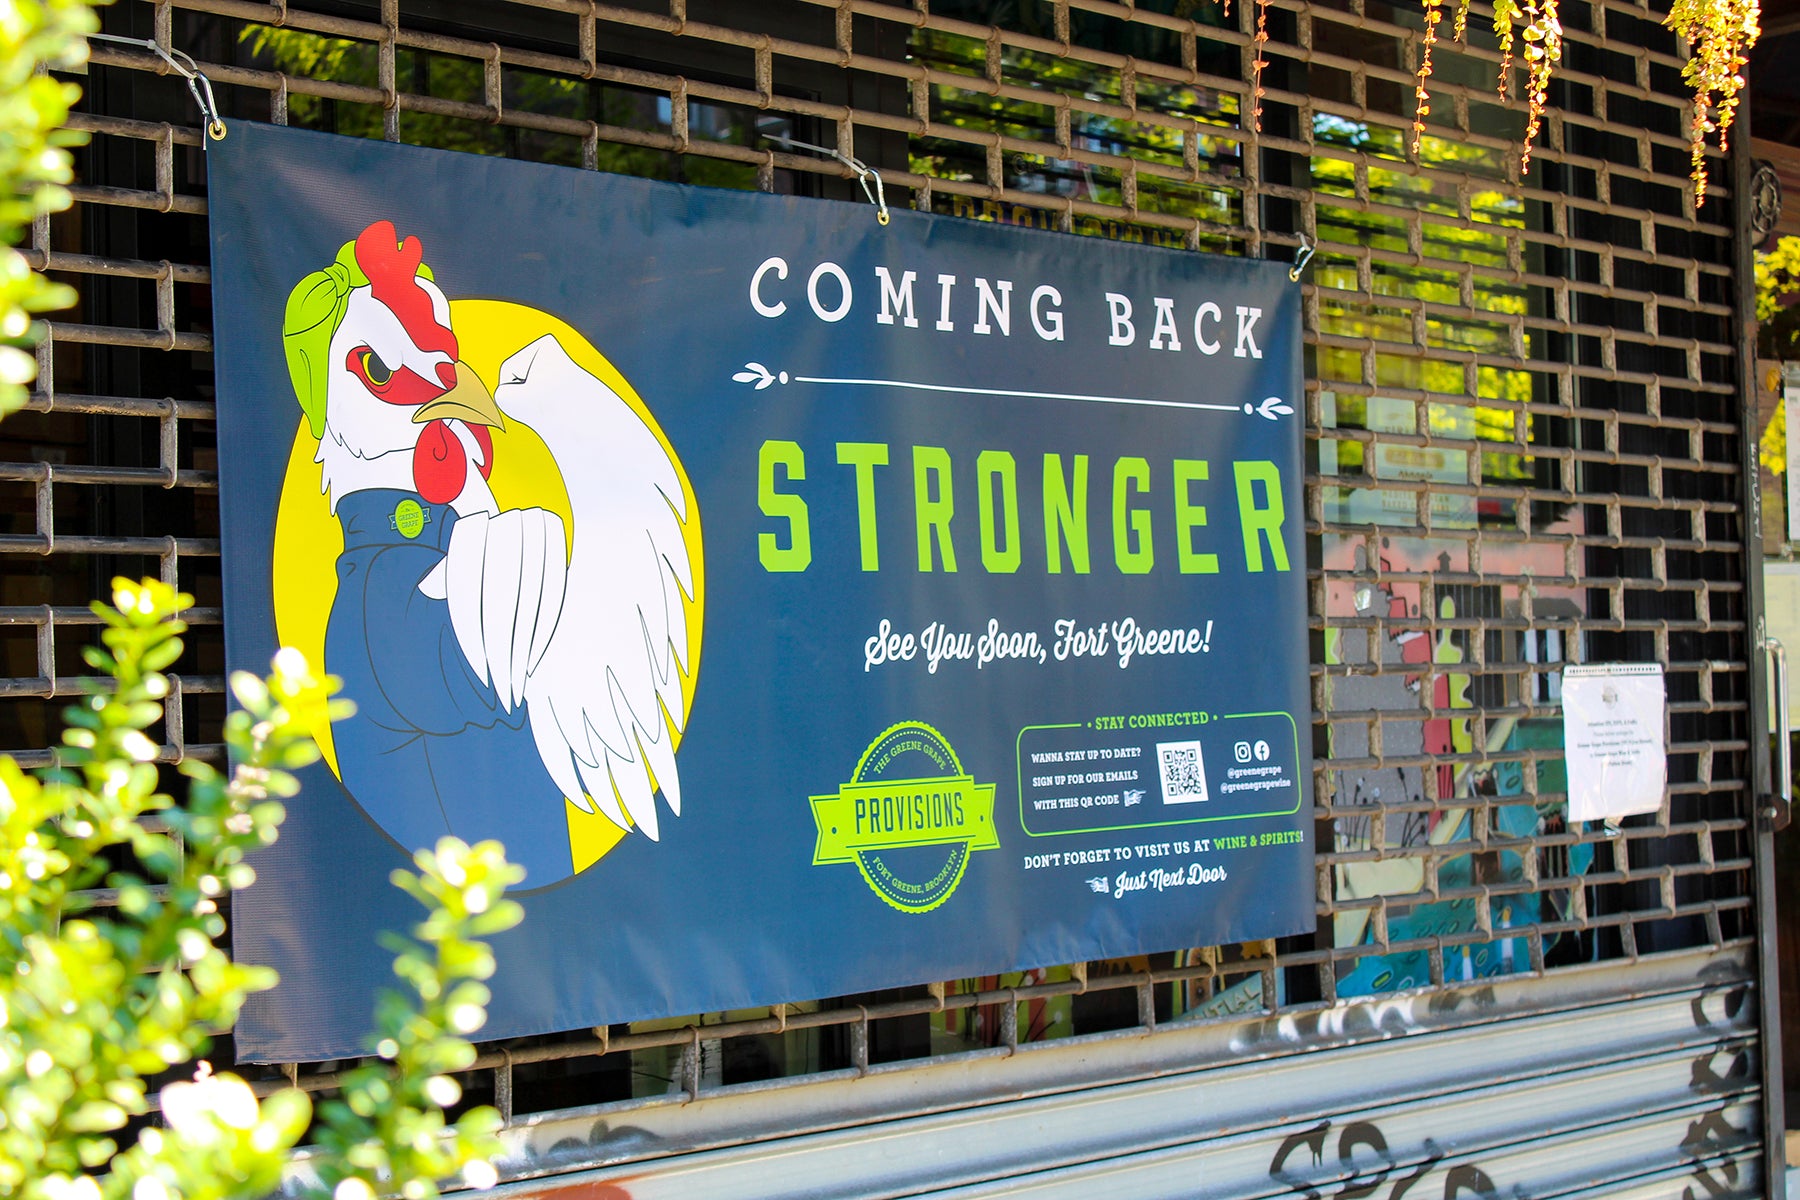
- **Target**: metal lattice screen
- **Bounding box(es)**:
[14,0,1755,1127]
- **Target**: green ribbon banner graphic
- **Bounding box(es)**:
[811,776,1001,863]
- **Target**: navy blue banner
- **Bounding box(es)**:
[208,120,1312,1062]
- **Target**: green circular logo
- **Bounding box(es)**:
[809,721,1000,914]
[393,498,426,539]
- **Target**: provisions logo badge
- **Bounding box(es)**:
[810,721,1000,913]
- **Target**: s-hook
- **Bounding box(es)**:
[762,131,890,226]
[91,33,226,141]
[1288,236,1315,282]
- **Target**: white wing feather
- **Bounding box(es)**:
[492,334,694,841]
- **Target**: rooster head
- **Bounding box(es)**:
[284,221,505,509]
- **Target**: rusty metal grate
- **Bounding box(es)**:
[11,0,1756,1132]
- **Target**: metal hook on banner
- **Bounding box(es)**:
[762,132,890,226]
[1288,236,1315,282]
[91,33,226,141]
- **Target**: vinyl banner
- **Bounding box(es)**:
[208,121,1312,1061]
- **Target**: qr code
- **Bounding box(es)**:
[1156,740,1210,804]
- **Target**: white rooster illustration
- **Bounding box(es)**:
[280,220,698,883]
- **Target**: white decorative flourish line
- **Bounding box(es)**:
[732,362,1295,421]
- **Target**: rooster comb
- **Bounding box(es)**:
[281,220,441,440]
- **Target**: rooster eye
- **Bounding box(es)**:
[360,350,394,387]
[345,344,442,405]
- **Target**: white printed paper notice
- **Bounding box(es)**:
[1562,663,1667,823]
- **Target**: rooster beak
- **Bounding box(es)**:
[413,361,505,429]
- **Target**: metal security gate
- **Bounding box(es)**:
[17,0,1779,1195]
[466,948,1759,1199]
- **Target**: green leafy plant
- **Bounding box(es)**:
[1755,236,1800,478]
[1233,0,1750,206]
[1665,0,1758,206]
[0,578,520,1200]
[0,579,308,1200]
[0,0,98,416]
[310,842,522,1200]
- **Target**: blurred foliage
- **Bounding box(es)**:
[0,0,99,417]
[924,0,1751,208]
[1764,400,1785,478]
[1440,0,1742,203]
[908,20,1547,509]
[243,0,1750,214]
[1756,236,1800,352]
[1757,237,1800,477]
[1664,0,1757,205]
[310,840,522,1200]
[0,578,520,1200]
[240,26,760,190]
[0,578,321,1200]
[908,23,1241,248]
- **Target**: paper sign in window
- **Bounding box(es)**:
[1561,663,1666,823]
